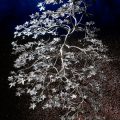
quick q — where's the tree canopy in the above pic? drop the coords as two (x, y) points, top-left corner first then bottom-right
(8, 0), (108, 120)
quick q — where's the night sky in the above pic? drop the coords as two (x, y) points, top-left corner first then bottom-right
(0, 0), (120, 120)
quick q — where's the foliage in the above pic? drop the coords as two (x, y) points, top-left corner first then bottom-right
(8, 0), (108, 119)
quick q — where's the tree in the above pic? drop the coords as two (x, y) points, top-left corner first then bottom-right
(8, 0), (108, 119)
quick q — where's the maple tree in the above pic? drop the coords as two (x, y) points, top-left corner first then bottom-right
(8, 0), (109, 119)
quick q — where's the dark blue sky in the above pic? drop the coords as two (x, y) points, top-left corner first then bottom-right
(0, 0), (120, 30)
(93, 0), (120, 27)
(0, 0), (120, 39)
(0, 0), (120, 24)
(0, 0), (38, 35)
